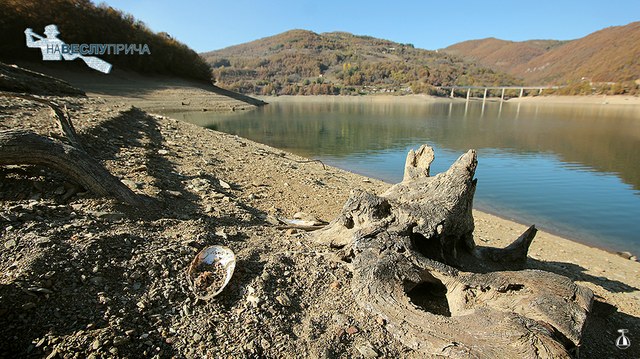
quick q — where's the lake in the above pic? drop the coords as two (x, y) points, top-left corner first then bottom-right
(167, 97), (640, 255)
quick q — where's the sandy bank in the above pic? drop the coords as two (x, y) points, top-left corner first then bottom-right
(507, 94), (640, 105)
(258, 94), (465, 104)
(258, 93), (640, 107)
(14, 61), (256, 113)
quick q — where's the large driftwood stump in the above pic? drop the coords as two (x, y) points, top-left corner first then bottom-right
(315, 145), (593, 358)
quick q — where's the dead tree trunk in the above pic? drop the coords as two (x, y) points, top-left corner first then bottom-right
(0, 92), (143, 206)
(0, 130), (143, 206)
(315, 145), (593, 358)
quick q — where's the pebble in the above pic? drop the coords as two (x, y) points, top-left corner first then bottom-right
(27, 287), (53, 294)
(35, 237), (52, 247)
(121, 179), (138, 189)
(247, 294), (260, 307)
(92, 339), (101, 350)
(256, 338), (270, 351)
(90, 211), (125, 221)
(193, 333), (202, 342)
(219, 179), (232, 189)
(4, 239), (17, 249)
(356, 343), (379, 358)
(157, 149), (169, 155)
(275, 294), (291, 307)
(164, 190), (182, 198)
(45, 349), (58, 359)
(346, 326), (359, 335)
(22, 302), (36, 310)
(617, 251), (633, 260)
(112, 336), (128, 346)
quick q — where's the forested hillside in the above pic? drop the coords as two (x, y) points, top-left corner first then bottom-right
(444, 22), (640, 94)
(0, 0), (211, 81)
(201, 30), (521, 95)
(443, 38), (566, 74)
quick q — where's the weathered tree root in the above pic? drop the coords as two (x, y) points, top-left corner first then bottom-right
(0, 130), (143, 206)
(0, 92), (143, 206)
(315, 145), (593, 358)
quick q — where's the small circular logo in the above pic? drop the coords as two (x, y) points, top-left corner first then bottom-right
(616, 329), (631, 350)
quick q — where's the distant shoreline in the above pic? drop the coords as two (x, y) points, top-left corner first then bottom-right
(257, 93), (640, 106)
(506, 94), (640, 105)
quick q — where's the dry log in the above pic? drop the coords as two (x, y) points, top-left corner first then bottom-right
(0, 129), (142, 206)
(314, 144), (593, 358)
(0, 92), (83, 149)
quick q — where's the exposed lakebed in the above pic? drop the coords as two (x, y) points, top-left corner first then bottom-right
(168, 97), (640, 255)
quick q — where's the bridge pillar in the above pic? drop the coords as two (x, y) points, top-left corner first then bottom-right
(501, 88), (505, 101)
(519, 88), (524, 98)
(466, 88), (471, 100)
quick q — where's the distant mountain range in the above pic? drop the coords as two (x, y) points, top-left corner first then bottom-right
(201, 30), (520, 96)
(201, 22), (639, 96)
(443, 22), (640, 85)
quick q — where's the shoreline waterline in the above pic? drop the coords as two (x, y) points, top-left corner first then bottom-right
(255, 93), (640, 106)
(311, 158), (638, 259)
(167, 96), (640, 257)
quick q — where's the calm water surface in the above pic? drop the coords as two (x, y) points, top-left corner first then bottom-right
(168, 98), (640, 255)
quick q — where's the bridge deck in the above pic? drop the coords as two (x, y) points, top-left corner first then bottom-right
(437, 85), (561, 100)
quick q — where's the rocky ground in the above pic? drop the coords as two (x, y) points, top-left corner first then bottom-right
(0, 94), (417, 358)
(0, 72), (639, 358)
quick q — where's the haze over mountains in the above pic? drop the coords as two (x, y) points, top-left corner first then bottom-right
(443, 21), (640, 85)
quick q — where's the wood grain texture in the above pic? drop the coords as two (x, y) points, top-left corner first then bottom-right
(315, 144), (593, 358)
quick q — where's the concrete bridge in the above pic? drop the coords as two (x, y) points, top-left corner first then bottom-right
(438, 86), (560, 101)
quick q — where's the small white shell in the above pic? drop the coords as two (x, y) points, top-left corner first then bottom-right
(187, 245), (236, 300)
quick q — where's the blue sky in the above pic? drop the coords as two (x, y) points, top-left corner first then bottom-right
(100, 0), (639, 53)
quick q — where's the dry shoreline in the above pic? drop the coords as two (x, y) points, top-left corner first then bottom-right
(507, 94), (640, 105)
(2, 70), (639, 357)
(150, 98), (640, 358)
(256, 93), (640, 106)
(129, 85), (640, 353)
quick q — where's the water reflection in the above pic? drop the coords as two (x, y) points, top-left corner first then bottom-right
(168, 99), (640, 253)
